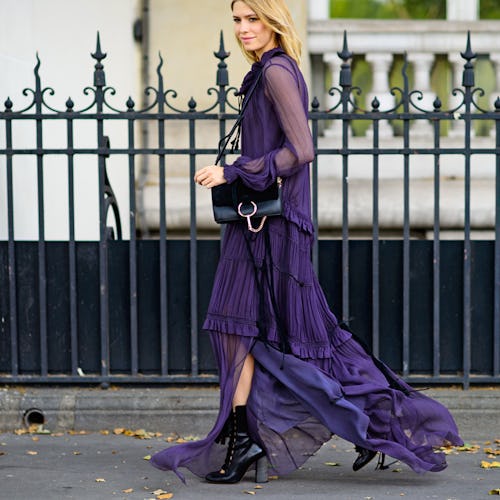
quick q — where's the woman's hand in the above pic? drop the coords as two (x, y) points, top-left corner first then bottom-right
(194, 165), (227, 188)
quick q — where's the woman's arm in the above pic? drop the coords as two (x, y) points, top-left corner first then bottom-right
(223, 59), (315, 191)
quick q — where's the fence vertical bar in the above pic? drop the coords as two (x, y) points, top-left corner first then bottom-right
(92, 35), (110, 382)
(156, 56), (169, 376)
(189, 110), (199, 377)
(65, 100), (79, 376)
(127, 101), (139, 376)
(461, 34), (475, 389)
(338, 32), (352, 323)
(432, 98), (442, 378)
(215, 31), (230, 252)
(494, 98), (500, 378)
(371, 105), (380, 357)
(4, 100), (18, 377)
(34, 56), (48, 377)
(402, 55), (411, 378)
(311, 98), (320, 275)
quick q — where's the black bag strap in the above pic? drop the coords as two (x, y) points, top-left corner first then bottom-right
(243, 226), (290, 368)
(215, 70), (263, 166)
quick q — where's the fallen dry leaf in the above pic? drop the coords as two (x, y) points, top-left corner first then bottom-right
(122, 488), (134, 493)
(113, 428), (125, 435)
(481, 460), (500, 469)
(95, 478), (106, 482)
(268, 475), (279, 480)
(485, 448), (500, 456)
(242, 491), (256, 496)
(143, 454), (152, 460)
(455, 444), (481, 452)
(153, 489), (168, 495)
(26, 450), (38, 455)
(73, 451), (81, 455)
(100, 430), (110, 435)
(489, 489), (500, 496)
(157, 494), (173, 500)
(439, 447), (454, 455)
(324, 462), (340, 466)
(254, 485), (263, 489)
(29, 424), (50, 435)
(0, 452), (6, 456)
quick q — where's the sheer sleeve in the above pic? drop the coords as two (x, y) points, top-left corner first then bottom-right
(223, 59), (314, 191)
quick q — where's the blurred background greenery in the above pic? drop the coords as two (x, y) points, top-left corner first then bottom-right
(328, 0), (498, 135)
(330, 0), (500, 20)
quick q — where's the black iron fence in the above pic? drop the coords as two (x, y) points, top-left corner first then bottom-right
(0, 32), (499, 388)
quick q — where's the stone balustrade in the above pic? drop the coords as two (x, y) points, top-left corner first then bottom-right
(304, 18), (500, 236)
(309, 19), (500, 115)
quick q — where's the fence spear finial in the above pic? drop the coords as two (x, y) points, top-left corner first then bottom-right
(460, 31), (476, 88)
(337, 31), (352, 89)
(214, 30), (229, 87)
(91, 32), (107, 87)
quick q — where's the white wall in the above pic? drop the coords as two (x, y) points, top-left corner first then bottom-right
(0, 0), (139, 240)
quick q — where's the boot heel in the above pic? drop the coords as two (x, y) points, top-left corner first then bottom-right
(255, 456), (268, 483)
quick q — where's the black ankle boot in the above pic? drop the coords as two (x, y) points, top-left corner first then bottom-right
(352, 445), (377, 471)
(206, 406), (267, 484)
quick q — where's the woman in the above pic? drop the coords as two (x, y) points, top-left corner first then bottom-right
(151, 0), (462, 484)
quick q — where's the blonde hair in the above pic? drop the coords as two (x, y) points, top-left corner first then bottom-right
(231, 0), (302, 65)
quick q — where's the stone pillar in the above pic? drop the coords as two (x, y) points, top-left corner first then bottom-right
(365, 53), (395, 137)
(308, 0), (329, 20)
(323, 52), (344, 136)
(407, 52), (435, 136)
(488, 53), (500, 138)
(448, 52), (467, 137)
(446, 0), (479, 20)
(489, 53), (500, 110)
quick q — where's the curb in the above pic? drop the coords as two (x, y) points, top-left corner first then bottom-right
(1, 386), (498, 440)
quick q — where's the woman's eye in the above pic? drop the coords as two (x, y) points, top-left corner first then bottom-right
(249, 17), (258, 22)
(233, 17), (240, 23)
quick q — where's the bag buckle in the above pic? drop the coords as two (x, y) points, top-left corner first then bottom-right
(238, 201), (267, 233)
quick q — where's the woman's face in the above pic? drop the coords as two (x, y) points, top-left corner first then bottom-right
(232, 1), (277, 60)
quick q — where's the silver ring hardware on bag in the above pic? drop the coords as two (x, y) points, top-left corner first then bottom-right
(237, 201), (267, 233)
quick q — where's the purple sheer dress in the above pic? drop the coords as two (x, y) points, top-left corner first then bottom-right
(151, 48), (463, 482)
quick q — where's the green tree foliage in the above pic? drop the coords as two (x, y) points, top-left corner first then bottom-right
(330, 0), (445, 19)
(480, 0), (500, 19)
(331, 0), (500, 19)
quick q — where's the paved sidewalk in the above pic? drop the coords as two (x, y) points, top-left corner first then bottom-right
(1, 431), (499, 500)
(1, 387), (499, 438)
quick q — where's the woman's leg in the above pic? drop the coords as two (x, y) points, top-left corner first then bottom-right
(206, 352), (267, 484)
(232, 353), (254, 408)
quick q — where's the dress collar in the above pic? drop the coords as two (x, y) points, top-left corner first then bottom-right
(236, 47), (286, 96)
